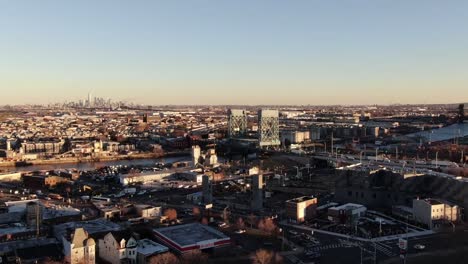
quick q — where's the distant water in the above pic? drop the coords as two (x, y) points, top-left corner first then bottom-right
(406, 123), (468, 142)
(2, 156), (190, 173)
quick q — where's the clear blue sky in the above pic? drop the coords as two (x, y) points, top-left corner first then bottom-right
(1, 0), (467, 105)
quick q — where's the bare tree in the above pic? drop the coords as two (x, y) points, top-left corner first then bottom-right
(39, 258), (63, 264)
(258, 219), (265, 230)
(192, 206), (201, 219)
(181, 250), (208, 264)
(164, 208), (178, 221)
(237, 217), (245, 230)
(248, 213), (256, 228)
(258, 218), (277, 235)
(148, 252), (180, 264)
(251, 249), (283, 264)
(223, 206), (230, 224)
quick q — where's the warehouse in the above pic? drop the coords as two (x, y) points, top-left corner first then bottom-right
(154, 223), (231, 253)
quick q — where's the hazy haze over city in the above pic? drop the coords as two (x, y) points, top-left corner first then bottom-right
(1, 0), (467, 105)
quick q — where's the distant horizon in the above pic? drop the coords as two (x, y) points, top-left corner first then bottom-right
(1, 99), (466, 108)
(0, 95), (467, 107)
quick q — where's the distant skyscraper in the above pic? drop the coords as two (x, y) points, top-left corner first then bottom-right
(228, 109), (247, 138)
(258, 109), (280, 147)
(87, 91), (92, 107)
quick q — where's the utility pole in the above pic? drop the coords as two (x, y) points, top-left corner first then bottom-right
(379, 219), (382, 236)
(336, 147), (339, 163)
(36, 204), (40, 238)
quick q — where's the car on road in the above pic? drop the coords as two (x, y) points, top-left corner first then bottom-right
(218, 222), (228, 228)
(235, 229), (246, 234)
(414, 244), (425, 250)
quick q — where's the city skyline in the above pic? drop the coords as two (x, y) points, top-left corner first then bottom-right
(1, 1), (468, 105)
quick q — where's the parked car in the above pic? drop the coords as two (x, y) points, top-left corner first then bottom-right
(235, 229), (246, 234)
(414, 244), (425, 250)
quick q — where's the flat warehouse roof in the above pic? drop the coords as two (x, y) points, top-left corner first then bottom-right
(154, 223), (230, 251)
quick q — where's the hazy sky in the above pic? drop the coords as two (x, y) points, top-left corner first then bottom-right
(1, 1), (467, 105)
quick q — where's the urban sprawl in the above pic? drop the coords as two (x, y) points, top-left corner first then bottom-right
(0, 101), (466, 264)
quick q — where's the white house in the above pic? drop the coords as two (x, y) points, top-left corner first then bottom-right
(63, 228), (96, 264)
(98, 232), (138, 264)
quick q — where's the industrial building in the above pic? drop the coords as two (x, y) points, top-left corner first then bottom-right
(328, 203), (367, 225)
(286, 196), (318, 223)
(192, 145), (218, 167)
(23, 174), (69, 189)
(119, 171), (173, 186)
(154, 223), (231, 253)
(412, 198), (460, 229)
(120, 169), (203, 186)
(0, 172), (22, 182)
(20, 140), (65, 155)
(281, 130), (310, 145)
(258, 109), (280, 147)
